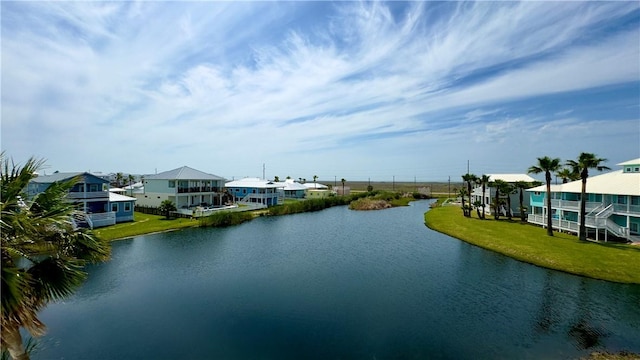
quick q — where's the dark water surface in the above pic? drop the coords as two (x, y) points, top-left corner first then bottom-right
(36, 201), (640, 359)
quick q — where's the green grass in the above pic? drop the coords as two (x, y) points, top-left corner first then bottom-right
(93, 212), (199, 241)
(424, 205), (640, 284)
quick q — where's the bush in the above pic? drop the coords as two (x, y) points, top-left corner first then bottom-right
(199, 211), (254, 227)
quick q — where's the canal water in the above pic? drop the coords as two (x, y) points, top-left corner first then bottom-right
(36, 201), (640, 359)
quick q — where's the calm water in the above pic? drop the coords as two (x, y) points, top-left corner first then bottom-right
(36, 201), (640, 359)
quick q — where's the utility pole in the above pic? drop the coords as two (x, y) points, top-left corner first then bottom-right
(263, 163), (265, 180)
(448, 176), (451, 199)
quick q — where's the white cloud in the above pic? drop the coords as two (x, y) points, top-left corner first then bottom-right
(1, 1), (638, 180)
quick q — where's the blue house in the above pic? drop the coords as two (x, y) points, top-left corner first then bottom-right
(225, 178), (283, 208)
(28, 172), (135, 228)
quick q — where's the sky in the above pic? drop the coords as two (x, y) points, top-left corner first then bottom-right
(2, 1), (639, 182)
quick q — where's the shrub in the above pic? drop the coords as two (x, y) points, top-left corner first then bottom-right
(199, 211), (254, 227)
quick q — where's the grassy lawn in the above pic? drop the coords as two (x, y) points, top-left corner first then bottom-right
(424, 205), (640, 284)
(93, 212), (199, 241)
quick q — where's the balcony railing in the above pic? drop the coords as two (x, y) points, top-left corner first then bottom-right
(177, 187), (221, 193)
(87, 211), (116, 228)
(613, 203), (640, 215)
(528, 214), (630, 239)
(67, 191), (109, 199)
(549, 199), (601, 212)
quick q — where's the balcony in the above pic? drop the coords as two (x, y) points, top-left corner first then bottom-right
(177, 187), (221, 194)
(67, 191), (109, 199)
(87, 211), (116, 228)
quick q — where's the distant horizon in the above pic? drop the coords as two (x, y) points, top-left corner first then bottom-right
(2, 2), (638, 180)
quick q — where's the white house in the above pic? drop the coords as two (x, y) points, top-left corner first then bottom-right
(526, 159), (640, 243)
(471, 174), (537, 216)
(135, 166), (226, 210)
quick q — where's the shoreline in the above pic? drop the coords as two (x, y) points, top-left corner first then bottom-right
(424, 205), (640, 284)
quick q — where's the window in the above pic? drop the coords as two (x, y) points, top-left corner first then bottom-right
(124, 203), (131, 212)
(635, 167), (640, 172)
(617, 195), (627, 204)
(111, 203), (118, 212)
(168, 181), (175, 188)
(90, 184), (99, 192)
(534, 191), (540, 196)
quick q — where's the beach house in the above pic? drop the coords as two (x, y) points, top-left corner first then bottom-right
(225, 178), (283, 208)
(526, 159), (640, 242)
(136, 166), (227, 211)
(470, 174), (537, 217)
(27, 172), (136, 228)
(278, 179), (307, 199)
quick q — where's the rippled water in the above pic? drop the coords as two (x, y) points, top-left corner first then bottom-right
(36, 201), (640, 359)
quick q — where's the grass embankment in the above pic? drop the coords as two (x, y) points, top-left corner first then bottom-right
(424, 205), (640, 284)
(93, 212), (199, 241)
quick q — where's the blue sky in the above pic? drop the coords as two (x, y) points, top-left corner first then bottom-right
(2, 1), (639, 182)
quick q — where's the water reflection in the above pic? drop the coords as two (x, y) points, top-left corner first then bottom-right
(568, 279), (609, 350)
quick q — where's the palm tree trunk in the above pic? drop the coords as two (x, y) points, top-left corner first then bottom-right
(481, 184), (486, 220)
(466, 182), (473, 218)
(3, 323), (29, 360)
(461, 193), (466, 216)
(494, 189), (500, 220)
(506, 195), (512, 220)
(519, 188), (525, 222)
(545, 172), (554, 236)
(579, 178), (587, 241)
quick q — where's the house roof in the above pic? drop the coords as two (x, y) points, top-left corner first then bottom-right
(278, 179), (307, 191)
(109, 187), (126, 192)
(146, 166), (225, 181)
(123, 181), (143, 189)
(30, 172), (108, 184)
(225, 177), (282, 189)
(527, 170), (640, 196)
(617, 158), (640, 166)
(302, 182), (329, 189)
(487, 174), (536, 183)
(109, 192), (137, 202)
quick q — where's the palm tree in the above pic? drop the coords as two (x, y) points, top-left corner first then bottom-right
(158, 199), (177, 219)
(556, 168), (579, 184)
(313, 175), (318, 185)
(528, 156), (562, 236)
(490, 179), (506, 220)
(273, 176), (280, 183)
(473, 200), (482, 218)
(461, 174), (477, 217)
(127, 174), (135, 197)
(566, 153), (609, 241)
(115, 172), (124, 187)
(1, 154), (110, 360)
(341, 178), (346, 196)
(501, 182), (516, 220)
(478, 175), (491, 219)
(458, 188), (468, 216)
(514, 181), (530, 222)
